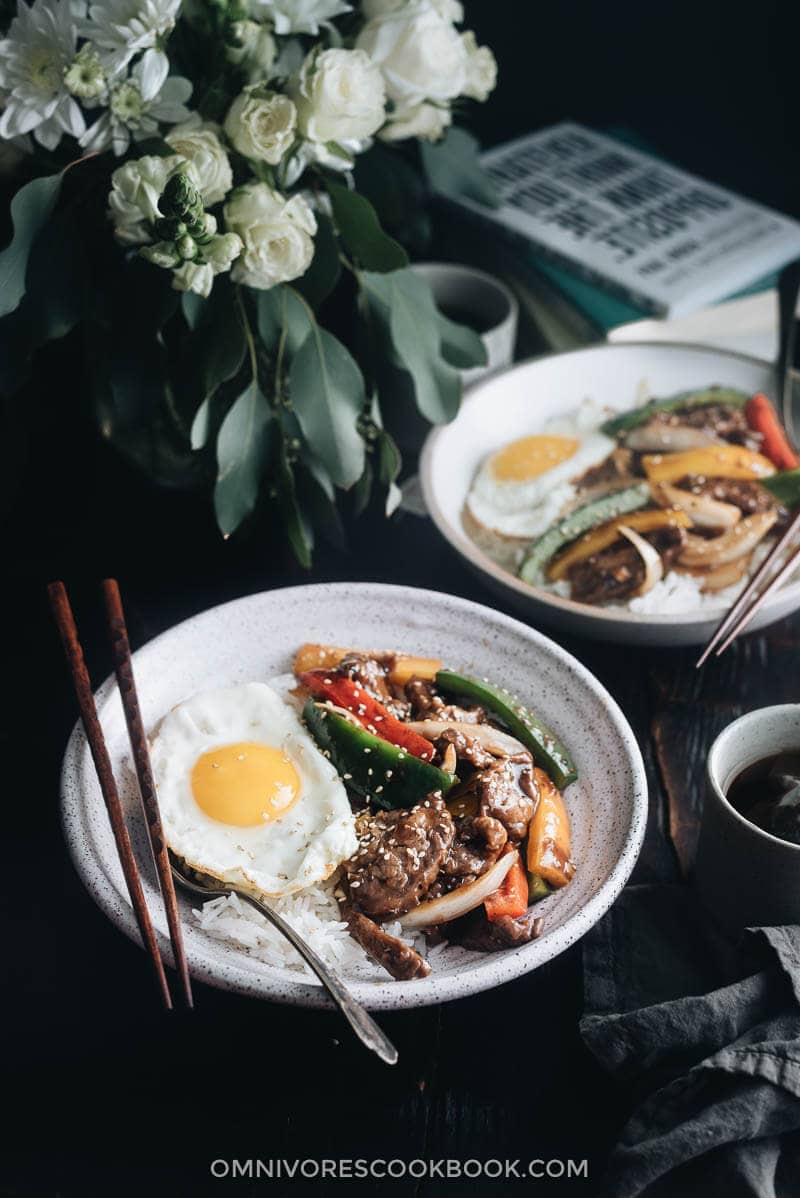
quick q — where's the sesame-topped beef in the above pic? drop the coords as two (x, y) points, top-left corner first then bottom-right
(476, 758), (538, 843)
(344, 795), (455, 920)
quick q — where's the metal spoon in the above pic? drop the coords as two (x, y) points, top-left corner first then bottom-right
(170, 861), (398, 1065)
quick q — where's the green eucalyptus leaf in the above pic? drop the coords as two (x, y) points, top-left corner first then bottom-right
(296, 459), (346, 550)
(214, 380), (273, 536)
(289, 313), (366, 488)
(377, 428), (402, 516)
(189, 286), (247, 447)
(257, 285), (310, 357)
(436, 310), (488, 369)
(420, 127), (499, 208)
(0, 172), (63, 319)
(292, 213), (341, 307)
(328, 182), (407, 273)
(276, 437), (313, 568)
(361, 269), (461, 424)
(353, 457), (373, 516)
(182, 291), (205, 330)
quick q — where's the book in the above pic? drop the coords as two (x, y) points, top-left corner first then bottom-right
(452, 122), (800, 325)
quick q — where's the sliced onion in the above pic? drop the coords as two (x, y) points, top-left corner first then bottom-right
(652, 481), (741, 530)
(678, 510), (778, 568)
(618, 524), (663, 596)
(624, 423), (723, 452)
(399, 852), (516, 929)
(698, 557), (750, 593)
(403, 720), (527, 757)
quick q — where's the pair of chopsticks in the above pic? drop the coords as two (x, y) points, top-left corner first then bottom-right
(695, 508), (800, 666)
(49, 580), (193, 1010)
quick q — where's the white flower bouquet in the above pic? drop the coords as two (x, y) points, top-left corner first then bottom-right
(0, 0), (497, 554)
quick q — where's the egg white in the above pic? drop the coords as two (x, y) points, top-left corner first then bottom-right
(466, 402), (615, 538)
(150, 682), (357, 899)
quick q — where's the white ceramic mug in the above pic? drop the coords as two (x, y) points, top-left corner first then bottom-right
(695, 705), (800, 932)
(411, 262), (518, 389)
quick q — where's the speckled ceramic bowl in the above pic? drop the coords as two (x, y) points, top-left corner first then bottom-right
(60, 583), (647, 1010)
(421, 342), (800, 646)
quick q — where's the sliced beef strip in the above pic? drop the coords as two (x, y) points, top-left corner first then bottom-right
(663, 403), (759, 447)
(432, 728), (495, 770)
(343, 904), (430, 980)
(444, 907), (544, 952)
(405, 678), (486, 724)
(567, 523), (686, 606)
(441, 814), (508, 888)
(573, 447), (637, 492)
(338, 653), (410, 719)
(343, 795), (455, 920)
(477, 759), (538, 843)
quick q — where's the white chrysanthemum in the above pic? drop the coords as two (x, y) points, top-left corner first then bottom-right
(248, 0), (350, 35)
(80, 56), (191, 155)
(166, 115), (233, 205)
(80, 0), (182, 99)
(107, 152), (193, 244)
(224, 182), (316, 290)
(0, 0), (86, 150)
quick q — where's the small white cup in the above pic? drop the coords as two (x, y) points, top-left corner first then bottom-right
(695, 704), (800, 932)
(411, 262), (518, 389)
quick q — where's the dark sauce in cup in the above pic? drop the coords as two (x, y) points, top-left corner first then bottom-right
(727, 752), (800, 846)
(437, 304), (494, 335)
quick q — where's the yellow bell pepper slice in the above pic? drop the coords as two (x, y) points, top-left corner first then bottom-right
(642, 445), (775, 484)
(547, 508), (691, 582)
(527, 767), (575, 890)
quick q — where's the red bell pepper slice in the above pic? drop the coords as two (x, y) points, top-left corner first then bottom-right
(484, 851), (529, 921)
(745, 393), (799, 470)
(298, 670), (435, 761)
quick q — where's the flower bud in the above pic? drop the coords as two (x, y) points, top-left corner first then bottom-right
(177, 234), (197, 260)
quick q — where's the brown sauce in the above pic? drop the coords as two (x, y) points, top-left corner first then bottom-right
(726, 752), (800, 846)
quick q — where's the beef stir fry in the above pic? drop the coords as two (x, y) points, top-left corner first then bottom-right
(517, 388), (800, 606)
(292, 644), (578, 981)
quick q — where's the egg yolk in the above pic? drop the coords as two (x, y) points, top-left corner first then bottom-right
(191, 742), (301, 827)
(491, 435), (579, 481)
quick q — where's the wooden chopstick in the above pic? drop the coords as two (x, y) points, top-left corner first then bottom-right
(696, 506), (800, 667)
(48, 582), (173, 1011)
(102, 579), (194, 1009)
(714, 538), (800, 656)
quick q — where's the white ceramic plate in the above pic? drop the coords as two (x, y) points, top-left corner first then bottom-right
(60, 584), (647, 1010)
(420, 342), (800, 646)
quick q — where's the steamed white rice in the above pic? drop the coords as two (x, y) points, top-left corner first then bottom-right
(193, 882), (441, 983)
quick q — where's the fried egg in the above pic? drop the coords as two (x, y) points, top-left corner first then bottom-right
(150, 682), (357, 899)
(466, 403), (615, 540)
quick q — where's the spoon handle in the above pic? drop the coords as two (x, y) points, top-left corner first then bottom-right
(241, 892), (398, 1066)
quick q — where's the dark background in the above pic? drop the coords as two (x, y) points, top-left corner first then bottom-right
(4, 2), (800, 1195)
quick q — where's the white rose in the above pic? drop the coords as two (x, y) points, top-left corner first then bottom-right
(224, 182), (316, 290)
(166, 116), (233, 206)
(379, 100), (451, 142)
(225, 20), (277, 81)
(248, 0), (350, 34)
(461, 31), (497, 102)
(294, 48), (385, 144)
(224, 85), (297, 164)
(357, 2), (468, 107)
(108, 154), (194, 245)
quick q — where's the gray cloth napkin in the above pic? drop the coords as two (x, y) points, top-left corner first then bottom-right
(581, 884), (800, 1197)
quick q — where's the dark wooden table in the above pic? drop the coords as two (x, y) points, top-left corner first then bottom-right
(4, 385), (800, 1198)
